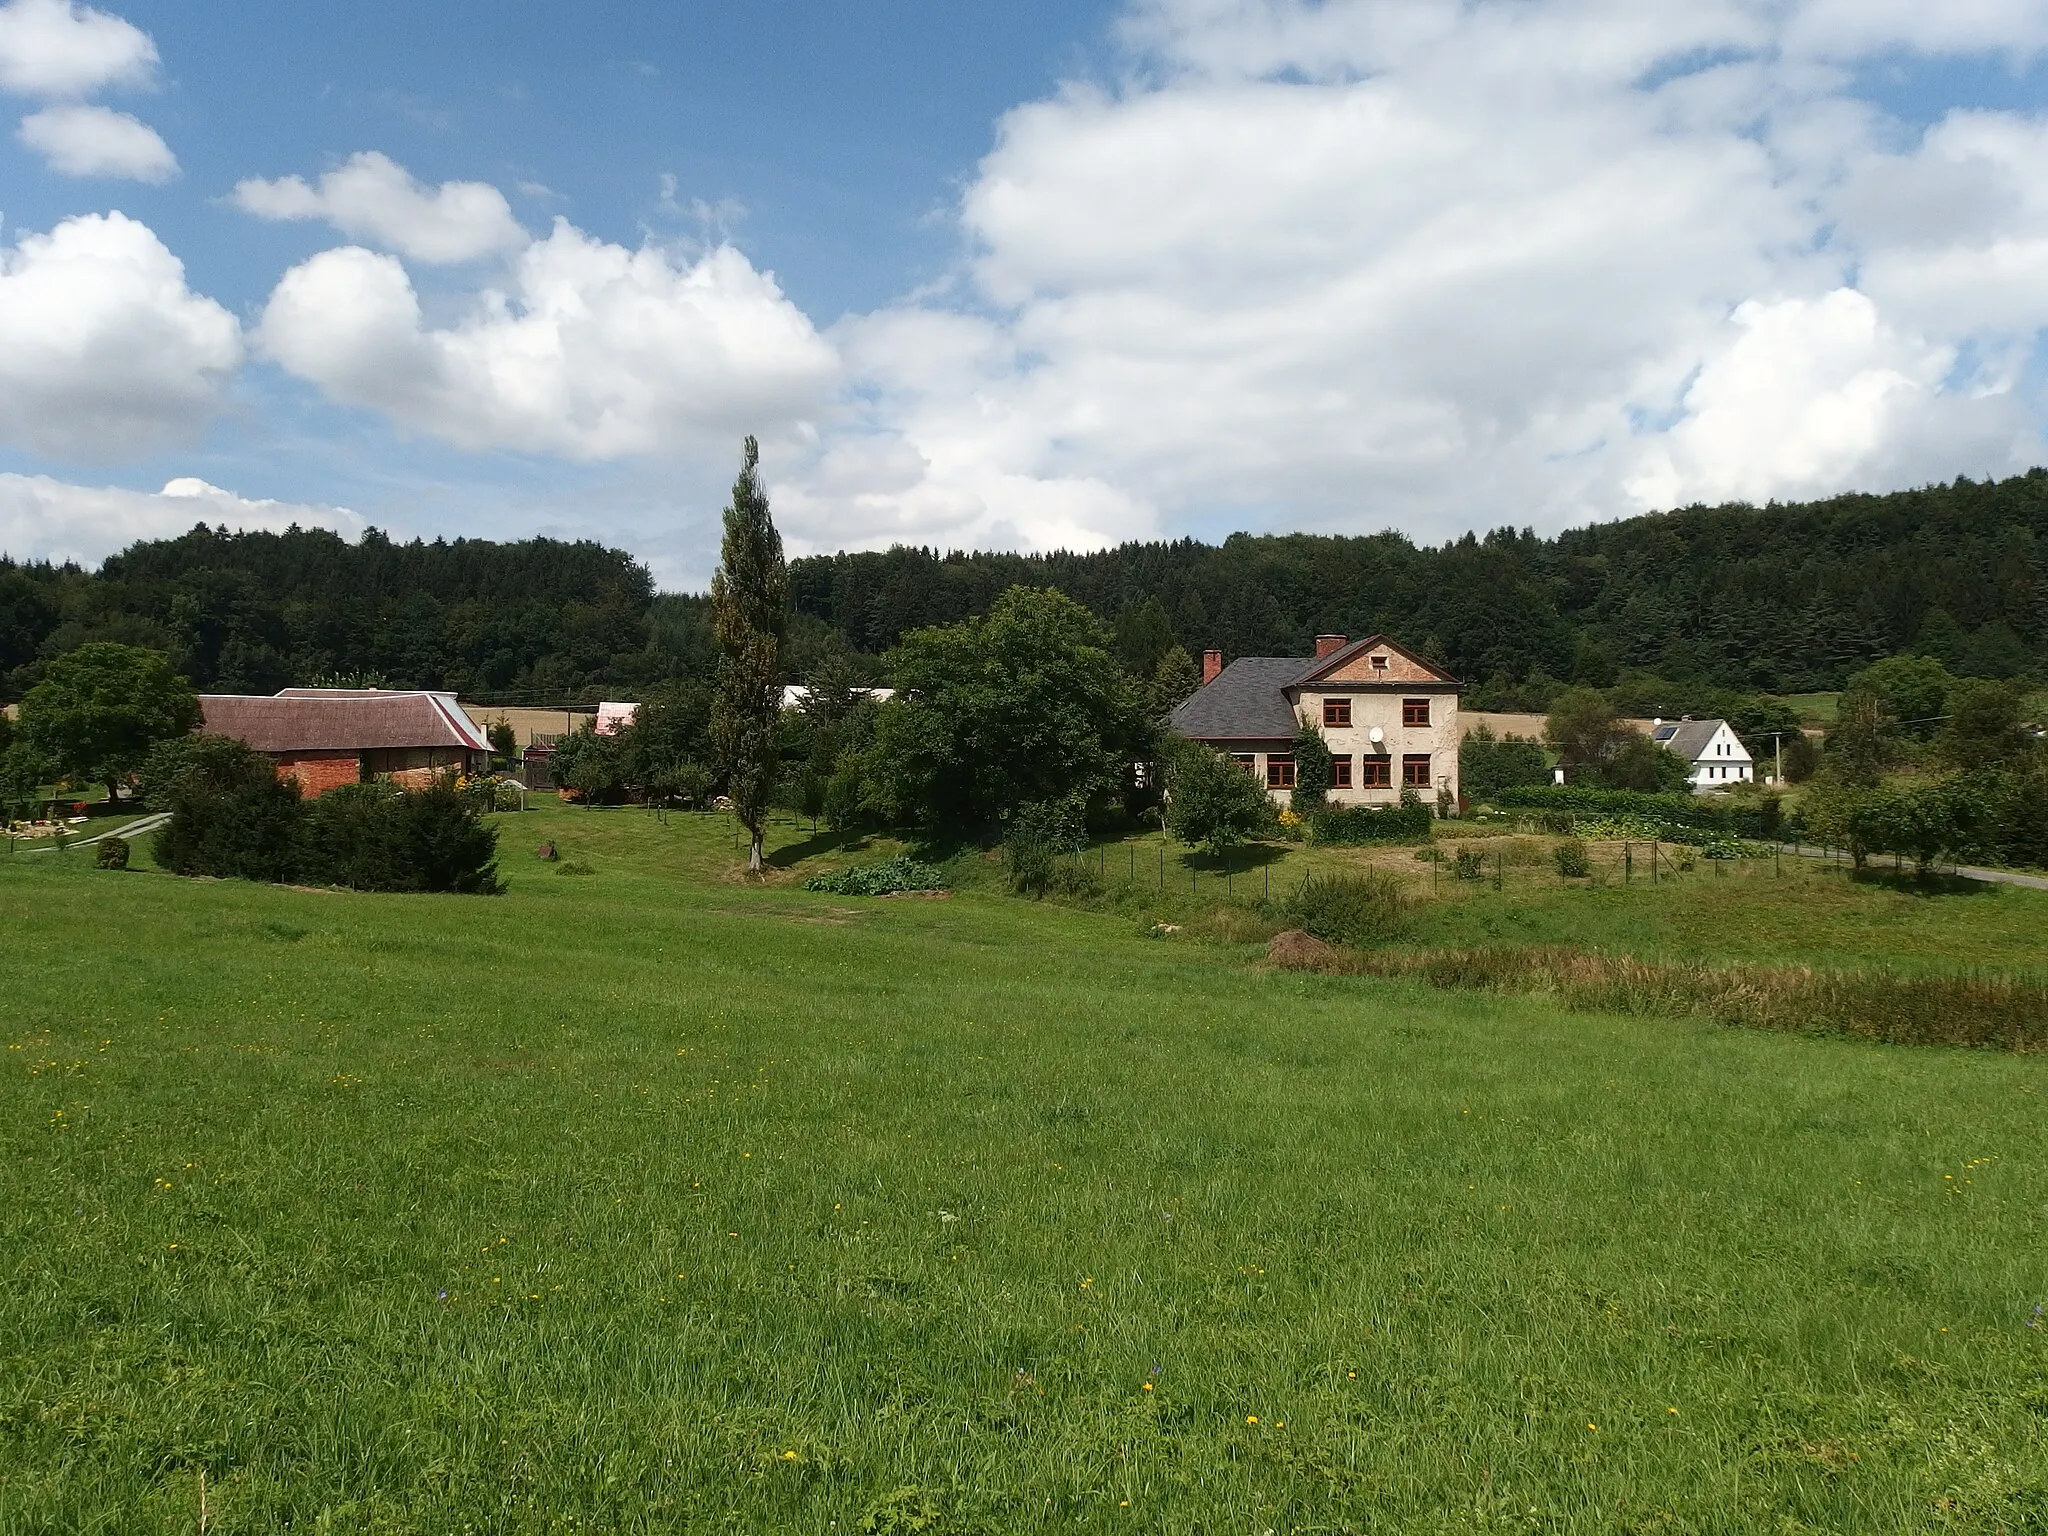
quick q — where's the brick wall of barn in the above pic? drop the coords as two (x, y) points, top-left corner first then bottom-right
(273, 752), (360, 796)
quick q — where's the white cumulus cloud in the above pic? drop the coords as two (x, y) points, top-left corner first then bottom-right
(770, 0), (2048, 552)
(18, 101), (173, 179)
(0, 474), (363, 569)
(0, 212), (240, 459)
(0, 0), (153, 97)
(233, 151), (529, 266)
(256, 217), (837, 459)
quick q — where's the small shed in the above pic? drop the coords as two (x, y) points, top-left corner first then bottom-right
(197, 688), (491, 795)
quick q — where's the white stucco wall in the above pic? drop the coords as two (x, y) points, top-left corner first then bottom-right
(1687, 722), (1753, 790)
(1275, 686), (1460, 806)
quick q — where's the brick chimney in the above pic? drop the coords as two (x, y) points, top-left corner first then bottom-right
(1202, 648), (1223, 685)
(1315, 634), (1348, 659)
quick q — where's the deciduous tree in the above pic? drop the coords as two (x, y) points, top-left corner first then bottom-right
(1163, 738), (1273, 856)
(19, 642), (199, 803)
(867, 587), (1148, 838)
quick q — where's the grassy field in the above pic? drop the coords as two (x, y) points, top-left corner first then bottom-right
(3, 806), (2047, 1532)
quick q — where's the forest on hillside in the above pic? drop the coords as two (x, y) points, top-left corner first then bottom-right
(4, 471), (2045, 706)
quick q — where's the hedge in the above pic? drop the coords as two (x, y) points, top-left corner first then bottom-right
(1310, 800), (1434, 845)
(1488, 784), (1781, 839)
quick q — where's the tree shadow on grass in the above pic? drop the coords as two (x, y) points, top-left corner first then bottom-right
(765, 829), (874, 869)
(1849, 868), (1995, 898)
(1182, 841), (1289, 873)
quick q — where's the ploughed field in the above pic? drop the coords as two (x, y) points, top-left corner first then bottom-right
(2, 809), (2045, 1533)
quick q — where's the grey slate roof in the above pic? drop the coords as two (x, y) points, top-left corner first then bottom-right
(1168, 657), (1305, 741)
(1649, 718), (1733, 763)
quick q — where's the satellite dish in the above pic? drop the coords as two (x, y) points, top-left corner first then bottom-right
(1367, 726), (1384, 745)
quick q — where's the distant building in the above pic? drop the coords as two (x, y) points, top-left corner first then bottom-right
(594, 702), (639, 736)
(197, 688), (491, 796)
(1651, 717), (1753, 791)
(1169, 634), (1461, 805)
(781, 684), (895, 710)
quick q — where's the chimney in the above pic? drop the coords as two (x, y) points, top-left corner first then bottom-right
(1315, 634), (1348, 659)
(1202, 649), (1223, 685)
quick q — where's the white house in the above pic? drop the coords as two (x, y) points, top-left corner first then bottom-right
(1651, 717), (1752, 791)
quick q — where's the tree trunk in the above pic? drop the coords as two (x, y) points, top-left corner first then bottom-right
(748, 827), (764, 874)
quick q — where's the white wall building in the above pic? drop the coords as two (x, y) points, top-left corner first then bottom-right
(1651, 717), (1753, 792)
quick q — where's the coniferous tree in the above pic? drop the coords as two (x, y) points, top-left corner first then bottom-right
(710, 438), (788, 873)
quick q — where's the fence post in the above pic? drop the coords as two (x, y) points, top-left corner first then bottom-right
(1494, 847), (1503, 892)
(1264, 862), (1269, 901)
(1624, 840), (1631, 884)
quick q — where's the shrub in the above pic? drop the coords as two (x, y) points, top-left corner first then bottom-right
(1453, 849), (1485, 880)
(1461, 724), (1550, 799)
(803, 854), (950, 896)
(95, 836), (129, 870)
(1309, 794), (1433, 845)
(1005, 795), (1088, 895)
(298, 779), (504, 894)
(1553, 838), (1590, 878)
(1163, 738), (1273, 855)
(144, 734), (306, 883)
(1289, 724), (1333, 814)
(1279, 871), (1409, 946)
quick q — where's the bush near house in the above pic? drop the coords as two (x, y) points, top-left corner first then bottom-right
(299, 781), (504, 895)
(142, 735), (501, 894)
(1308, 796), (1434, 845)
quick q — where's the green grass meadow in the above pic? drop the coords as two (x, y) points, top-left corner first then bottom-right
(3, 808), (2047, 1532)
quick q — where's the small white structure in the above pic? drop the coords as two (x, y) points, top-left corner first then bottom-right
(781, 684), (895, 710)
(1651, 717), (1753, 791)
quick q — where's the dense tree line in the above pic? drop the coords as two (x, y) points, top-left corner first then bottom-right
(1, 525), (670, 703)
(789, 471), (2048, 695)
(8, 470), (2047, 708)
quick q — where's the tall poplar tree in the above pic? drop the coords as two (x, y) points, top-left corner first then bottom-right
(710, 437), (788, 873)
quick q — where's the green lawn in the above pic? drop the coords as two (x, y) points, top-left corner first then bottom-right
(1775, 693), (1840, 724)
(3, 807), (2046, 1532)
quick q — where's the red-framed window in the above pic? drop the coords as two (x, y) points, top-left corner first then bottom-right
(1266, 753), (1295, 789)
(1402, 753), (1431, 787)
(1322, 697), (1351, 728)
(1331, 755), (1353, 789)
(1230, 752), (1256, 772)
(1359, 757), (1390, 788)
(1402, 697), (1431, 727)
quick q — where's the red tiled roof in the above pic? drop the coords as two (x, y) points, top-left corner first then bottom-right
(197, 690), (491, 754)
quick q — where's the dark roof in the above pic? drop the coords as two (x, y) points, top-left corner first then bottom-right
(1650, 718), (1735, 763)
(1168, 657), (1304, 741)
(198, 690), (490, 753)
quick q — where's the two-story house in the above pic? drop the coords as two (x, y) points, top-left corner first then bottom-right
(1649, 717), (1754, 791)
(1168, 635), (1460, 806)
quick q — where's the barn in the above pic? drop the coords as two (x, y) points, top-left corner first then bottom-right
(196, 688), (492, 795)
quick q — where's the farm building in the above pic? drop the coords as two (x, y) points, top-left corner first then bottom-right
(197, 688), (492, 795)
(1171, 634), (1462, 805)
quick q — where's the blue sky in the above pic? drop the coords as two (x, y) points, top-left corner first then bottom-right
(4, 0), (2048, 588)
